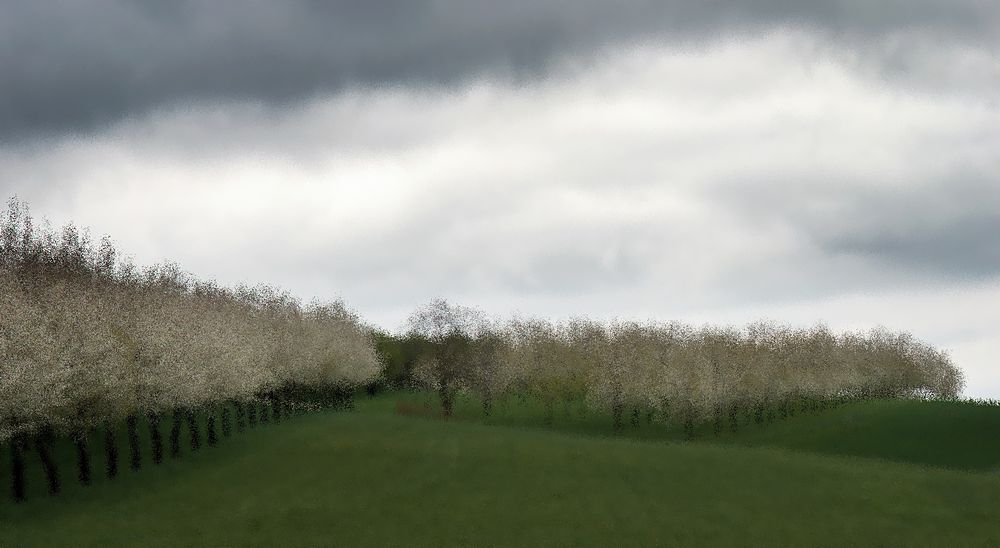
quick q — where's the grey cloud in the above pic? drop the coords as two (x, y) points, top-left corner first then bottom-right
(821, 181), (1000, 280)
(2, 0), (997, 142)
(829, 215), (1000, 279)
(714, 172), (1000, 284)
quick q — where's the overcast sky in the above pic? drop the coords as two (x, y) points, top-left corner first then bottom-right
(2, 1), (998, 396)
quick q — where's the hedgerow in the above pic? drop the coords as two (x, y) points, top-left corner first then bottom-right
(2, 196), (968, 503)
(1, 198), (381, 502)
(403, 300), (964, 436)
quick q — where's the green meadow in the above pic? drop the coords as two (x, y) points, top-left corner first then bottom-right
(3, 393), (999, 547)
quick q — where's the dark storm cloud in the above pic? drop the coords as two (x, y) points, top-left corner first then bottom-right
(2, 0), (997, 141)
(715, 172), (1000, 282)
(819, 180), (1000, 280)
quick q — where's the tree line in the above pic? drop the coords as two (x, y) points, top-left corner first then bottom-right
(1, 198), (381, 502)
(2, 196), (965, 503)
(376, 299), (964, 435)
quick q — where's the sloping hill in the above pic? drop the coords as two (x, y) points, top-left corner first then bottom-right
(727, 399), (1000, 470)
(2, 403), (999, 547)
(383, 390), (1000, 470)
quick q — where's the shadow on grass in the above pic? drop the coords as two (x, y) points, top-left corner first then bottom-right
(372, 390), (1000, 472)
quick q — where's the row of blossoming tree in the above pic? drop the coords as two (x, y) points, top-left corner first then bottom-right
(1, 199), (382, 502)
(2, 195), (966, 503)
(404, 299), (964, 435)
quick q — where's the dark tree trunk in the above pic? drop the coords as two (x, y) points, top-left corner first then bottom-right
(206, 408), (218, 447)
(104, 426), (119, 478)
(10, 434), (27, 502)
(235, 401), (246, 433)
(35, 427), (60, 495)
(729, 403), (740, 433)
(272, 397), (282, 422)
(74, 432), (92, 486)
(631, 407), (641, 428)
(612, 401), (624, 433)
(248, 402), (258, 426)
(187, 410), (201, 451)
(683, 409), (695, 441)
(148, 412), (164, 465)
(439, 386), (455, 418)
(127, 414), (141, 471)
(221, 405), (232, 438)
(170, 409), (183, 458)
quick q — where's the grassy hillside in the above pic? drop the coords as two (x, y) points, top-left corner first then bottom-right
(2, 396), (999, 547)
(384, 391), (1000, 470)
(729, 398), (1000, 471)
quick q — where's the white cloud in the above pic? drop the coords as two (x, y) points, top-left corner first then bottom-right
(2, 31), (997, 394)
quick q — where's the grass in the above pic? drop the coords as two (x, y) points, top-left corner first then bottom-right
(386, 390), (1000, 470)
(729, 398), (1000, 471)
(2, 394), (999, 546)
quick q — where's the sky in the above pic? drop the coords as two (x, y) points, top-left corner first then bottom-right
(2, 1), (998, 396)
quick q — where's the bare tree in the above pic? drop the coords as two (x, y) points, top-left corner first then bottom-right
(407, 299), (484, 417)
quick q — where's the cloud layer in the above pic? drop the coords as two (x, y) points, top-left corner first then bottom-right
(4, 34), (997, 302)
(2, 4), (998, 395)
(2, 0), (997, 140)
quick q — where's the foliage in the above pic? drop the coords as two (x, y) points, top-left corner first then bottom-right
(390, 302), (963, 432)
(0, 197), (382, 446)
(405, 299), (485, 416)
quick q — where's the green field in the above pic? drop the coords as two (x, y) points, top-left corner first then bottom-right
(2, 395), (999, 547)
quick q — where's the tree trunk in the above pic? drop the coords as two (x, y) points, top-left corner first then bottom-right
(683, 408), (695, 440)
(235, 401), (246, 432)
(248, 402), (258, 426)
(260, 399), (271, 423)
(10, 434), (27, 502)
(104, 425), (119, 478)
(35, 427), (60, 495)
(482, 394), (492, 418)
(170, 409), (183, 458)
(127, 414), (141, 471)
(148, 412), (164, 465)
(74, 432), (92, 486)
(272, 396), (282, 422)
(206, 407), (218, 447)
(221, 405), (232, 438)
(439, 386), (455, 418)
(187, 409), (201, 451)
